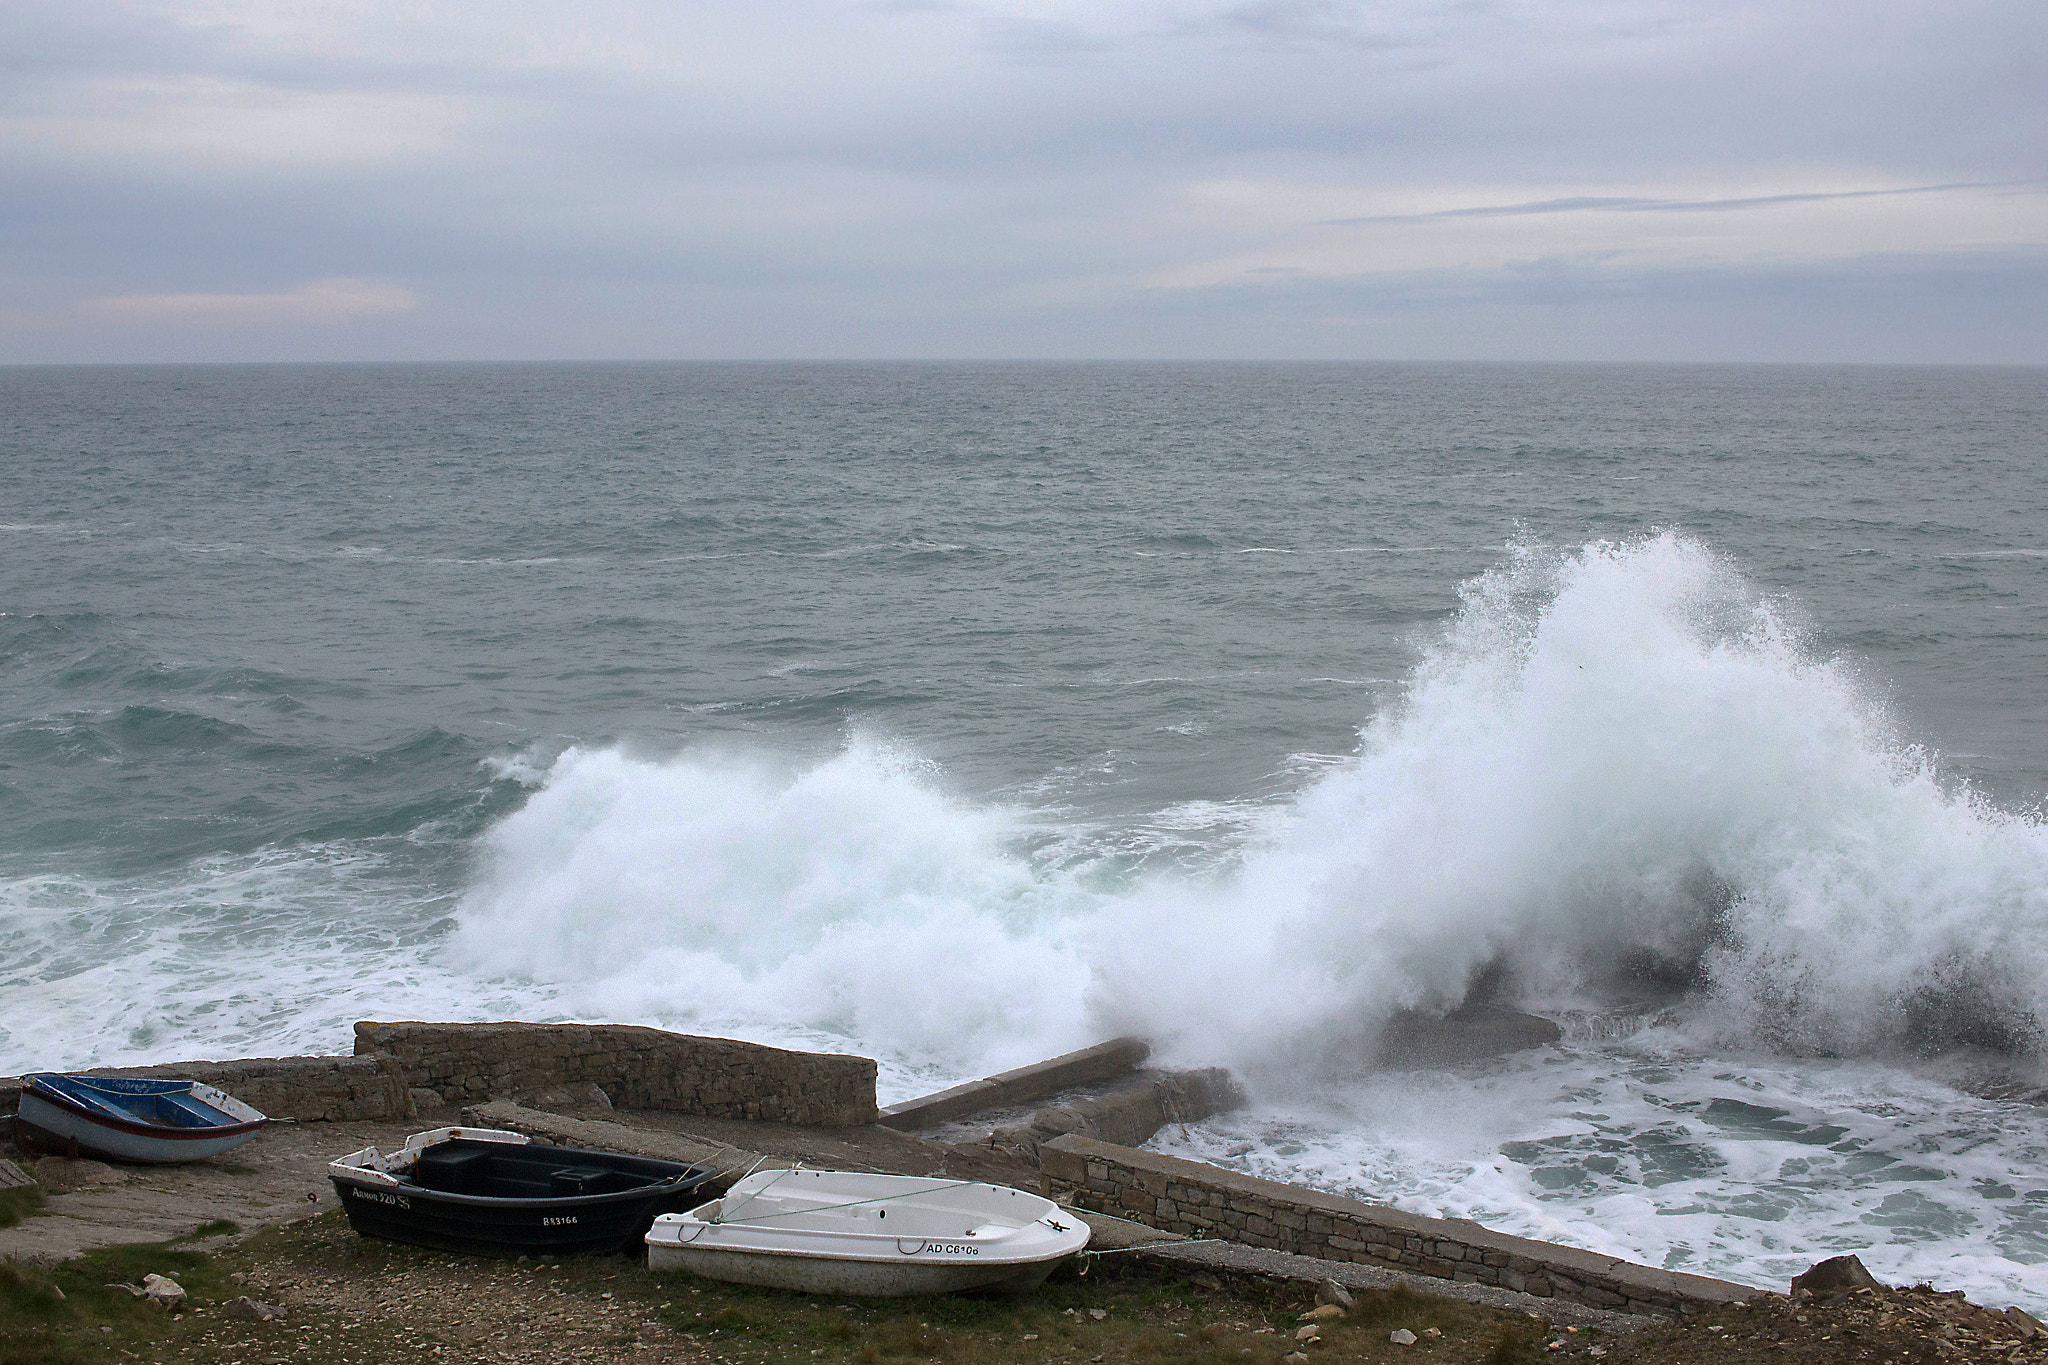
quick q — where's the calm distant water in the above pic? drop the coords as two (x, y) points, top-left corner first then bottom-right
(4, 362), (2046, 1303)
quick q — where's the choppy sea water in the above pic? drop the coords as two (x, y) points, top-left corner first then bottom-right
(3, 362), (2046, 1306)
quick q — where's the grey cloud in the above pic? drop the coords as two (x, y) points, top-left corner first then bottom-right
(1323, 183), (2007, 227)
(1207, 0), (1417, 52)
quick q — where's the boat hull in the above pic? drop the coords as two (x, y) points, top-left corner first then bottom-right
(646, 1241), (1069, 1295)
(330, 1140), (721, 1258)
(14, 1089), (265, 1165)
(645, 1170), (1089, 1296)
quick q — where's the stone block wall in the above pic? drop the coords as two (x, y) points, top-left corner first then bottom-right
(354, 1021), (878, 1126)
(1, 1056), (409, 1124)
(1041, 1135), (1757, 1319)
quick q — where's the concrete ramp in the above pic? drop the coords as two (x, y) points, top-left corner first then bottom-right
(877, 1038), (1152, 1131)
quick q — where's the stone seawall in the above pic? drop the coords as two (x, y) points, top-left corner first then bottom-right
(1, 1055), (409, 1125)
(354, 1021), (878, 1126)
(1041, 1134), (1758, 1319)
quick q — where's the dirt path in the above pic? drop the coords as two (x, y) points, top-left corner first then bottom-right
(0, 1118), (426, 1264)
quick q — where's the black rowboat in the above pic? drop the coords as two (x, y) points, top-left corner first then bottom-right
(328, 1127), (721, 1257)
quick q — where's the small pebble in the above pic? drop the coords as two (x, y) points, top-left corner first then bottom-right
(1390, 1328), (1418, 1345)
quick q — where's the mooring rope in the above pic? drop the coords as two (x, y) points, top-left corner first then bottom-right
(1082, 1238), (1230, 1257)
(1056, 1202), (1229, 1267)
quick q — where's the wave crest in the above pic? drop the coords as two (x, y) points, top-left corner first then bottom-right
(452, 534), (2048, 1079)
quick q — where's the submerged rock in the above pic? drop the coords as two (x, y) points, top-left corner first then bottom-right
(1375, 1006), (1563, 1066)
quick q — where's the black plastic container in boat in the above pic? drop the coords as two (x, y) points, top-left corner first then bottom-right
(328, 1127), (721, 1257)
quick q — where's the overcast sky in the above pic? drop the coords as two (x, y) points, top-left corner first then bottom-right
(4, 0), (2045, 362)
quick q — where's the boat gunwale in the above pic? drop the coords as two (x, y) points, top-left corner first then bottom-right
(668, 1212), (1070, 1251)
(328, 1131), (719, 1209)
(17, 1081), (268, 1143)
(330, 1167), (717, 1211)
(648, 1226), (1087, 1268)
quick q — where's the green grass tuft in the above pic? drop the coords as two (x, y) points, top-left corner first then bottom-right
(174, 1218), (240, 1242)
(0, 1258), (72, 1322)
(1483, 1323), (1549, 1364)
(0, 1184), (48, 1229)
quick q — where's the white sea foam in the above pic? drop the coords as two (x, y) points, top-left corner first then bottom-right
(0, 844), (531, 1076)
(1155, 1042), (2048, 1312)
(447, 739), (1100, 1078)
(441, 533), (2048, 1082)
(1091, 533), (2048, 1073)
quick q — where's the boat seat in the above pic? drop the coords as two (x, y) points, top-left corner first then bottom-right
(548, 1166), (625, 1197)
(53, 1084), (143, 1120)
(414, 1145), (494, 1194)
(152, 1093), (220, 1128)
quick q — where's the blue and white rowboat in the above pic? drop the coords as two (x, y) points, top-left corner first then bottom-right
(16, 1073), (268, 1164)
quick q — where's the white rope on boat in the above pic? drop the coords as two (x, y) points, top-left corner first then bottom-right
(1056, 1203), (1228, 1264)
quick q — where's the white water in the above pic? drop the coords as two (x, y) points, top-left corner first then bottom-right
(441, 533), (2048, 1306)
(1095, 534), (2048, 1069)
(452, 739), (1102, 1084)
(448, 534), (2048, 1077)
(8, 533), (2046, 1306)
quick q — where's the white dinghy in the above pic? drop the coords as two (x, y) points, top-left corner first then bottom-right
(645, 1168), (1090, 1296)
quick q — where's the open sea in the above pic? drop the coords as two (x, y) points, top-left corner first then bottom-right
(3, 361), (2046, 1307)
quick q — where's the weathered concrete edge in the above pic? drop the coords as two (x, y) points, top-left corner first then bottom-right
(877, 1037), (1152, 1131)
(1042, 1134), (1764, 1319)
(355, 1020), (879, 1127)
(1091, 1223), (1661, 1334)
(978, 1067), (1245, 1160)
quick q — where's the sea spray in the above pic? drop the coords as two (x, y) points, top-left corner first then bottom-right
(447, 534), (2048, 1083)
(1094, 534), (2048, 1072)
(449, 738), (1099, 1074)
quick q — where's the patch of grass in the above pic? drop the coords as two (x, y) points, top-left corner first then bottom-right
(1, 1258), (72, 1322)
(1347, 1285), (1448, 1328)
(638, 1255), (1419, 1365)
(0, 1183), (48, 1228)
(171, 1218), (239, 1242)
(47, 1242), (223, 1304)
(1484, 1322), (1550, 1364)
(0, 1335), (93, 1365)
